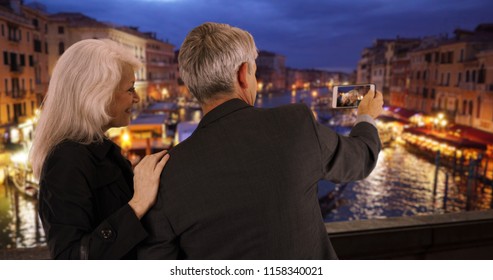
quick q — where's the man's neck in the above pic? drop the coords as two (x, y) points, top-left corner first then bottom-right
(201, 95), (238, 115)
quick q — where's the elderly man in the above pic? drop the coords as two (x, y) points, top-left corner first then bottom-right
(138, 22), (383, 259)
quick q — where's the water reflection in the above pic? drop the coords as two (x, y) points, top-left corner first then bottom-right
(0, 178), (45, 248)
(257, 90), (493, 222)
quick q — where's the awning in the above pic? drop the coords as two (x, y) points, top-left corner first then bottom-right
(404, 127), (487, 150)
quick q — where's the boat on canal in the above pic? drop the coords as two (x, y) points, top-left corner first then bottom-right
(6, 150), (39, 198)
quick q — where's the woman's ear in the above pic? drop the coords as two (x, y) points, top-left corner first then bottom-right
(237, 62), (249, 89)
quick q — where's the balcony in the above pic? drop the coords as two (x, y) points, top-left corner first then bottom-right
(459, 83), (477, 91)
(8, 90), (27, 99)
(7, 36), (21, 43)
(476, 84), (493, 93)
(455, 114), (472, 126)
(9, 65), (24, 74)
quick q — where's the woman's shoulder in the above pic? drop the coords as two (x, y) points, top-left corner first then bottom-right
(51, 140), (90, 157)
(45, 140), (95, 169)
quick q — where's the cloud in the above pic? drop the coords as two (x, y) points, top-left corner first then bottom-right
(27, 0), (493, 71)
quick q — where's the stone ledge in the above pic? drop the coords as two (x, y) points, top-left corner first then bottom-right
(2, 210), (493, 259)
(326, 210), (493, 259)
(0, 247), (50, 260)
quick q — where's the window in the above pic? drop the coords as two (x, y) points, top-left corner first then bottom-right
(446, 73), (450, 86)
(447, 51), (453, 63)
(58, 26), (64, 34)
(466, 70), (470, 82)
(20, 54), (25, 66)
(27, 31), (30, 42)
(32, 19), (38, 29)
(9, 52), (17, 69)
(3, 51), (8, 65)
(35, 66), (41, 84)
(417, 71), (421, 80)
(431, 89), (436, 99)
(7, 25), (19, 42)
(423, 88), (428, 98)
(58, 42), (65, 55)
(425, 53), (432, 63)
(460, 49), (464, 62)
(477, 97), (481, 118)
(462, 100), (467, 115)
(457, 72), (462, 85)
(469, 100), (473, 115)
(44, 23), (48, 34)
(478, 65), (485, 84)
(29, 55), (33, 67)
(11, 78), (20, 97)
(472, 70), (476, 82)
(34, 39), (42, 52)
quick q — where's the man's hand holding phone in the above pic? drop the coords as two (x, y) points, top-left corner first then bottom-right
(357, 88), (383, 119)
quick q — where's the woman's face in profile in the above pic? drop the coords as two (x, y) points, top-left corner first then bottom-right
(107, 65), (139, 129)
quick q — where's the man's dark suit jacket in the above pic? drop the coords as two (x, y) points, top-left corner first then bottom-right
(138, 98), (381, 259)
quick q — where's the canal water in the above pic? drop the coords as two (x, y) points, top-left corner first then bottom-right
(0, 178), (45, 249)
(0, 88), (491, 248)
(256, 89), (493, 222)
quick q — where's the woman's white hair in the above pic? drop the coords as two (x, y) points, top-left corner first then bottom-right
(178, 22), (258, 103)
(29, 39), (141, 178)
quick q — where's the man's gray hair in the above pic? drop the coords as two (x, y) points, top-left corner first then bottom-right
(178, 22), (258, 103)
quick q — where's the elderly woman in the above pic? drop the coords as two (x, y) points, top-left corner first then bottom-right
(29, 39), (169, 259)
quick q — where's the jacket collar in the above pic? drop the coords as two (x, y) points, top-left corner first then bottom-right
(197, 98), (252, 129)
(85, 138), (117, 161)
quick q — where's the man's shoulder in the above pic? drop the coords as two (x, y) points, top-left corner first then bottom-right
(252, 103), (312, 121)
(263, 102), (310, 113)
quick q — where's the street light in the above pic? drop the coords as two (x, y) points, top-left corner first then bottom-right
(440, 119), (448, 128)
(121, 130), (132, 157)
(161, 88), (169, 100)
(257, 82), (264, 92)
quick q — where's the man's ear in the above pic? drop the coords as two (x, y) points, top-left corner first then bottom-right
(237, 62), (248, 89)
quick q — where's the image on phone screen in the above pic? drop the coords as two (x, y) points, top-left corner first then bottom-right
(332, 84), (375, 109)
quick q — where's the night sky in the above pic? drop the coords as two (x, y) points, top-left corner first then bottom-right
(26, 0), (493, 72)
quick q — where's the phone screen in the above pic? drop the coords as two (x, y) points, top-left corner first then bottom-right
(332, 84), (375, 108)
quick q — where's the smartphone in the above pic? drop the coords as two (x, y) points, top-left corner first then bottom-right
(332, 84), (375, 108)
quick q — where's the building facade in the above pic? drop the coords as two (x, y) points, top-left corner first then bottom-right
(0, 0), (44, 143)
(256, 50), (286, 92)
(357, 23), (493, 134)
(407, 25), (493, 133)
(143, 32), (177, 101)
